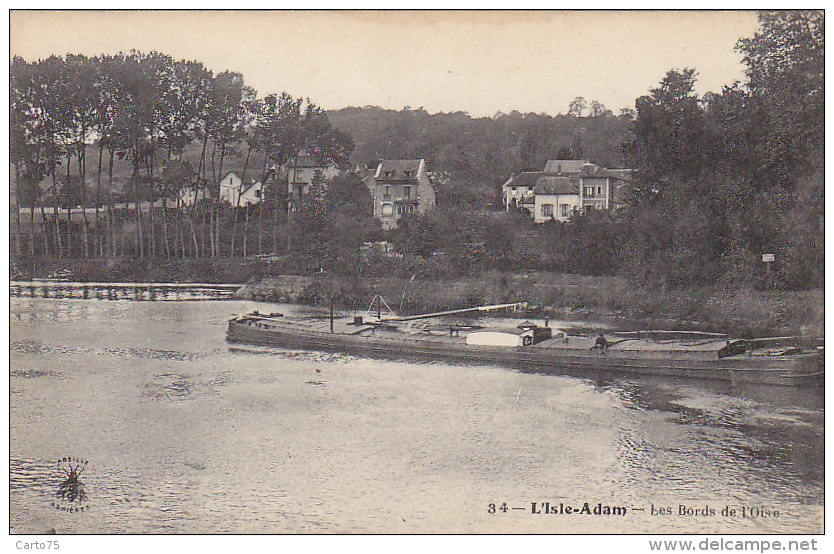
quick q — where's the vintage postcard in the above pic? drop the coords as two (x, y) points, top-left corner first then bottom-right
(8, 9), (824, 542)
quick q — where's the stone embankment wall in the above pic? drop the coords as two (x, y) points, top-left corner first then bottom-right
(235, 276), (317, 303)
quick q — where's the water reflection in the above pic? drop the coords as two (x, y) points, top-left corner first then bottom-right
(606, 377), (824, 513)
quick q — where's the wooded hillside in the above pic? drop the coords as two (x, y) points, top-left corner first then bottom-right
(328, 105), (633, 205)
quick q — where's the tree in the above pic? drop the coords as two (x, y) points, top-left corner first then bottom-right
(62, 54), (102, 257)
(255, 92), (303, 252)
(618, 107), (636, 120)
(622, 69), (726, 286)
(568, 97), (587, 117)
(326, 173), (372, 217)
(633, 68), (710, 188)
(555, 145), (573, 160)
(203, 71), (253, 257)
(31, 56), (73, 258)
(563, 210), (620, 275)
(733, 10), (824, 288)
(589, 100), (607, 117)
(390, 212), (441, 258)
(300, 102), (354, 169)
(737, 10), (824, 172)
(10, 56), (51, 260)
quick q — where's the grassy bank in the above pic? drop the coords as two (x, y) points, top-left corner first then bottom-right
(241, 271), (824, 338)
(11, 257), (822, 337)
(12, 257), (268, 284)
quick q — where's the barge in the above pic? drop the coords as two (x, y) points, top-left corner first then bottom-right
(226, 303), (824, 386)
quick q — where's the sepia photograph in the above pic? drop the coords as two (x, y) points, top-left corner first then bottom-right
(7, 9), (824, 540)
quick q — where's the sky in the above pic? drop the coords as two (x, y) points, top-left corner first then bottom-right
(9, 10), (762, 117)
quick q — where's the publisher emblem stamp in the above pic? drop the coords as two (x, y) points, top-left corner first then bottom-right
(52, 457), (89, 512)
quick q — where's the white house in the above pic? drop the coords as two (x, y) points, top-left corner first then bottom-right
(219, 172), (263, 207)
(501, 172), (538, 212)
(179, 187), (209, 207)
(532, 176), (581, 223)
(503, 160), (632, 222)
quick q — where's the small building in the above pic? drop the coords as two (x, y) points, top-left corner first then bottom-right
(286, 153), (340, 209)
(179, 186), (209, 207)
(219, 172), (263, 207)
(370, 159), (436, 229)
(501, 172), (539, 212)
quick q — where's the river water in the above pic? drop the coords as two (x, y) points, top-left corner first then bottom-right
(9, 298), (824, 534)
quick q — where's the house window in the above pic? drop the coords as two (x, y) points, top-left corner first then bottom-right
(584, 186), (594, 197)
(403, 185), (411, 199)
(381, 203), (394, 216)
(597, 186), (602, 196)
(561, 204), (569, 217)
(384, 185), (391, 198)
(541, 204), (554, 218)
(255, 189), (261, 198)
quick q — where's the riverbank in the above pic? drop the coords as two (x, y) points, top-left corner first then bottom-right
(237, 271), (824, 338)
(9, 281), (240, 301)
(12, 257), (264, 284)
(11, 258), (823, 337)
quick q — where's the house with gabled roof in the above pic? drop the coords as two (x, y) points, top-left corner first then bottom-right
(285, 152), (340, 210)
(219, 171), (263, 207)
(370, 159), (436, 229)
(502, 159), (632, 222)
(501, 171), (539, 212)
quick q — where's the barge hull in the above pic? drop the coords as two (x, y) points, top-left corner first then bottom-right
(227, 321), (823, 386)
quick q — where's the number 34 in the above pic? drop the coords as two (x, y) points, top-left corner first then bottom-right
(488, 503), (508, 514)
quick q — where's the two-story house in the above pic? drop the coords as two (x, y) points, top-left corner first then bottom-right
(219, 171), (263, 207)
(503, 159), (631, 222)
(285, 153), (340, 210)
(370, 159), (436, 229)
(576, 162), (616, 212)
